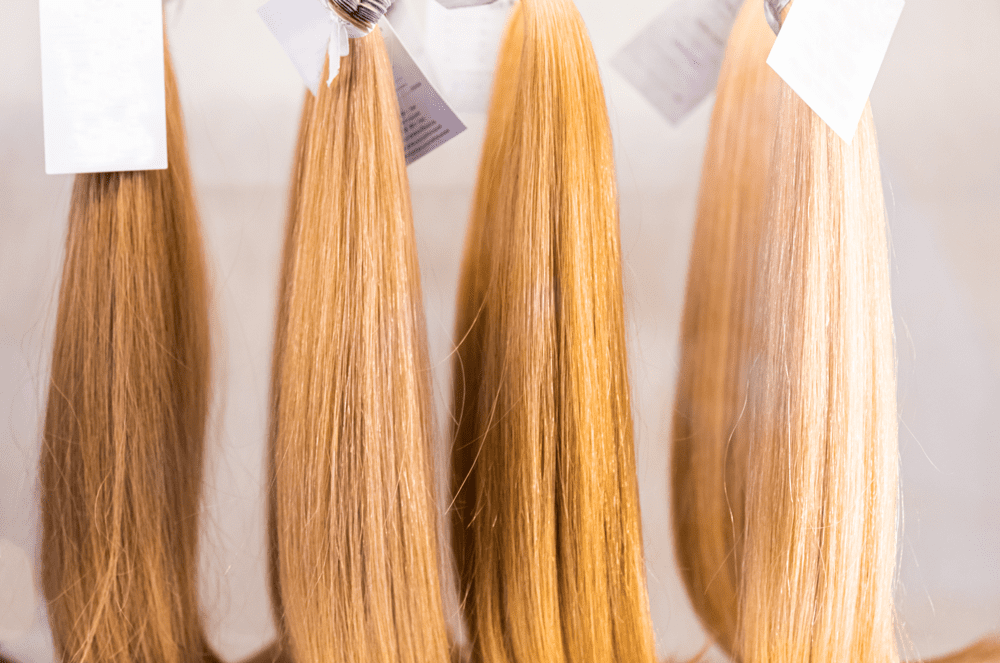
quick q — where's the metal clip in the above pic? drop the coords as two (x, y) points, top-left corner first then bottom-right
(765, 0), (790, 35)
(328, 0), (393, 31)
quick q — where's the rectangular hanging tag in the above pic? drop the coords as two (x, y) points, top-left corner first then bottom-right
(380, 19), (466, 164)
(39, 0), (167, 175)
(612, 0), (743, 125)
(258, 0), (466, 164)
(434, 0), (498, 8)
(258, 0), (332, 96)
(767, 0), (904, 142)
(425, 0), (514, 112)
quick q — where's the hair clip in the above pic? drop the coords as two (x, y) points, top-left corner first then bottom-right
(327, 0), (393, 31)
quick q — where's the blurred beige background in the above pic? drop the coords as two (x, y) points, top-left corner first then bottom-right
(1, 0), (998, 660)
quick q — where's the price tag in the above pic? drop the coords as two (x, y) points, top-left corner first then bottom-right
(258, 0), (466, 163)
(39, 0), (168, 174)
(425, 0), (514, 112)
(612, 0), (743, 124)
(767, 0), (904, 142)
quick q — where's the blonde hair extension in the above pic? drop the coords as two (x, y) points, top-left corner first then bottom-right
(732, 59), (900, 657)
(264, 28), (451, 663)
(671, 5), (1000, 662)
(668, 0), (778, 653)
(40, 40), (215, 663)
(450, 1), (658, 661)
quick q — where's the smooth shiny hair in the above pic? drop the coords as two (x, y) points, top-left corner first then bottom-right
(669, 0), (779, 653)
(40, 40), (215, 663)
(262, 28), (452, 663)
(449, 1), (658, 661)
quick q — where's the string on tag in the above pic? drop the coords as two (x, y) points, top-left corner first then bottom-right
(320, 0), (391, 84)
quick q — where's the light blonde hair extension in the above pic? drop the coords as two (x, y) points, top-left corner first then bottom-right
(669, 0), (779, 653)
(734, 82), (900, 662)
(264, 28), (451, 663)
(40, 40), (215, 663)
(735, 80), (1000, 663)
(450, 1), (658, 661)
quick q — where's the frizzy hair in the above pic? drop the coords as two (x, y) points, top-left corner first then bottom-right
(668, 0), (779, 653)
(262, 27), (452, 663)
(449, 1), (658, 661)
(39, 39), (216, 663)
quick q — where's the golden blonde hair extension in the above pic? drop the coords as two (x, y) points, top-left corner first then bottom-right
(265, 28), (451, 663)
(668, 0), (778, 653)
(450, 1), (658, 661)
(40, 41), (215, 663)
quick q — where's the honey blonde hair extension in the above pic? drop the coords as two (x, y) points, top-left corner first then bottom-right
(40, 41), (215, 663)
(669, 0), (778, 653)
(450, 1), (658, 661)
(264, 28), (451, 663)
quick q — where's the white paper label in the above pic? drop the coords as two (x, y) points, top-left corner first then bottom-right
(612, 0), (743, 124)
(767, 0), (904, 142)
(258, 0), (335, 96)
(425, 0), (514, 112)
(39, 0), (168, 175)
(381, 21), (467, 163)
(258, 1), (466, 164)
(435, 0), (498, 8)
(0, 539), (36, 643)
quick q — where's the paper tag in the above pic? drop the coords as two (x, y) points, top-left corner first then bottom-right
(434, 0), (498, 8)
(258, 0), (336, 96)
(0, 539), (36, 643)
(39, 0), (168, 175)
(425, 0), (514, 112)
(258, 1), (466, 164)
(381, 20), (467, 163)
(767, 0), (904, 142)
(612, 0), (743, 124)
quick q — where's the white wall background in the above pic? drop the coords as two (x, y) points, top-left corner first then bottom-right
(1, 0), (998, 660)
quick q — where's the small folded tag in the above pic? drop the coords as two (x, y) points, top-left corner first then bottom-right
(39, 0), (168, 175)
(258, 0), (466, 163)
(612, 0), (743, 124)
(258, 0), (339, 95)
(425, 0), (514, 112)
(767, 0), (905, 142)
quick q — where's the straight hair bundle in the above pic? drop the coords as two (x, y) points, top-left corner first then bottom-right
(669, 0), (779, 653)
(40, 42), (215, 663)
(264, 28), (451, 663)
(450, 1), (658, 661)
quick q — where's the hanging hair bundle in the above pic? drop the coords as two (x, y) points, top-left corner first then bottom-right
(264, 28), (451, 663)
(733, 83), (900, 662)
(449, 1), (658, 661)
(40, 41), (215, 663)
(669, 0), (779, 654)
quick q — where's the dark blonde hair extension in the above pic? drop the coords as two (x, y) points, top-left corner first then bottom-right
(669, 0), (779, 653)
(264, 28), (451, 663)
(40, 40), (215, 663)
(450, 1), (658, 661)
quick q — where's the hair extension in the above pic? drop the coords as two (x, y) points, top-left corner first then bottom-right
(668, 0), (779, 653)
(449, 1), (658, 661)
(264, 28), (451, 663)
(672, 5), (1000, 663)
(735, 84), (899, 662)
(39, 39), (215, 663)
